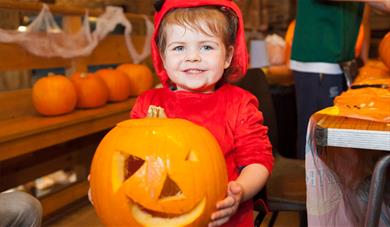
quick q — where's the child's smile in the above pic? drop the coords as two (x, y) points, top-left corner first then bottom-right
(183, 68), (206, 74)
(162, 24), (233, 93)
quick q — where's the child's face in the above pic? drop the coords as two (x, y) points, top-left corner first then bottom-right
(161, 23), (233, 93)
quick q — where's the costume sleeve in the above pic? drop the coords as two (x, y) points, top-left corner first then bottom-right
(130, 95), (148, 119)
(234, 94), (274, 174)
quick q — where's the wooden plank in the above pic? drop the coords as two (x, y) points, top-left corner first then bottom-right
(0, 1), (148, 19)
(317, 115), (390, 132)
(0, 105), (133, 161)
(0, 43), (71, 71)
(85, 35), (145, 66)
(314, 113), (390, 151)
(0, 88), (134, 142)
(0, 98), (135, 143)
(62, 15), (88, 74)
(0, 88), (34, 120)
(0, 88), (135, 161)
(0, 132), (102, 191)
(40, 180), (89, 217)
(0, 35), (145, 71)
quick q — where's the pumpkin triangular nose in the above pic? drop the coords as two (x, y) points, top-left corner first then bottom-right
(159, 175), (182, 199)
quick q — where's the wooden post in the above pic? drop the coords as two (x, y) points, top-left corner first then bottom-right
(62, 15), (88, 75)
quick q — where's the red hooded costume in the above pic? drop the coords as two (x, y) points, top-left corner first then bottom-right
(130, 0), (273, 226)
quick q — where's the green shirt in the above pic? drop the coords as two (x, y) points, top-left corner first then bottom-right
(291, 0), (364, 63)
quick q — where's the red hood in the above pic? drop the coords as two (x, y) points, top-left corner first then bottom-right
(152, 0), (248, 88)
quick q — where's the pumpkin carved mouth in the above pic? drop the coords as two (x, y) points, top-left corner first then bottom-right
(131, 198), (206, 226)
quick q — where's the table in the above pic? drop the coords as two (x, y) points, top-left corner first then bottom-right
(315, 115), (390, 151)
(308, 114), (390, 227)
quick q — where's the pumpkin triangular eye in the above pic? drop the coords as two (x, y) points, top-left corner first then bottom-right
(185, 150), (198, 162)
(124, 155), (145, 179)
(159, 176), (182, 199)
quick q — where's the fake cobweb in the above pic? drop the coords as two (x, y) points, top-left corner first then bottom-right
(0, 4), (153, 63)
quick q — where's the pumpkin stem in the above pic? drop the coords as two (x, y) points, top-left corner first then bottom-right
(147, 105), (167, 118)
(80, 72), (87, 78)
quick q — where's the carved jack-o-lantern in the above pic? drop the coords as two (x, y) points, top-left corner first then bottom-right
(90, 118), (228, 226)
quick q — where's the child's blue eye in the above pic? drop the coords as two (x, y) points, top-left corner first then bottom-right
(173, 46), (184, 51)
(202, 45), (214, 51)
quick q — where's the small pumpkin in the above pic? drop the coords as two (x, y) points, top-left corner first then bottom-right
(70, 72), (109, 108)
(90, 118), (228, 227)
(116, 64), (154, 96)
(379, 32), (390, 69)
(32, 74), (77, 116)
(96, 69), (131, 102)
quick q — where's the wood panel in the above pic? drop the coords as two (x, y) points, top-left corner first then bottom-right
(0, 35), (146, 71)
(0, 101), (135, 161)
(85, 35), (145, 66)
(40, 180), (89, 217)
(0, 1), (148, 19)
(0, 43), (71, 71)
(314, 114), (390, 151)
(0, 88), (33, 120)
(0, 131), (104, 191)
(316, 115), (390, 131)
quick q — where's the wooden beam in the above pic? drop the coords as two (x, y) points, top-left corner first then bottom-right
(0, 35), (145, 71)
(62, 15), (88, 74)
(0, 131), (103, 191)
(0, 1), (148, 19)
(0, 43), (71, 71)
(40, 180), (89, 217)
(85, 35), (145, 66)
(0, 88), (136, 161)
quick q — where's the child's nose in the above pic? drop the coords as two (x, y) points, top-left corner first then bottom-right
(185, 50), (201, 62)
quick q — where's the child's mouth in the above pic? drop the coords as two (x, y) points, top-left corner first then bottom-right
(183, 69), (206, 74)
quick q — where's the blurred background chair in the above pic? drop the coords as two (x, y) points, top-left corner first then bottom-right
(235, 68), (307, 227)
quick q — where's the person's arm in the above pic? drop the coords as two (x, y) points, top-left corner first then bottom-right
(236, 163), (270, 201)
(208, 164), (270, 227)
(208, 93), (273, 227)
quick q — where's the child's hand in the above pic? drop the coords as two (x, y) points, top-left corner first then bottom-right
(208, 181), (243, 227)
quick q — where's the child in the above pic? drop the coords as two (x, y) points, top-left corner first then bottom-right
(131, 0), (274, 226)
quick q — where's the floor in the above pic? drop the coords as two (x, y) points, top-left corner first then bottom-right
(46, 200), (301, 227)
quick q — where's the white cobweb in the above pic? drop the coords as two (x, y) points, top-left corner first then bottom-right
(0, 4), (153, 63)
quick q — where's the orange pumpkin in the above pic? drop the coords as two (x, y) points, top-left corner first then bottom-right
(90, 118), (228, 227)
(353, 60), (390, 86)
(70, 72), (109, 108)
(96, 69), (131, 102)
(333, 88), (390, 122)
(116, 64), (154, 96)
(379, 32), (390, 69)
(32, 74), (77, 116)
